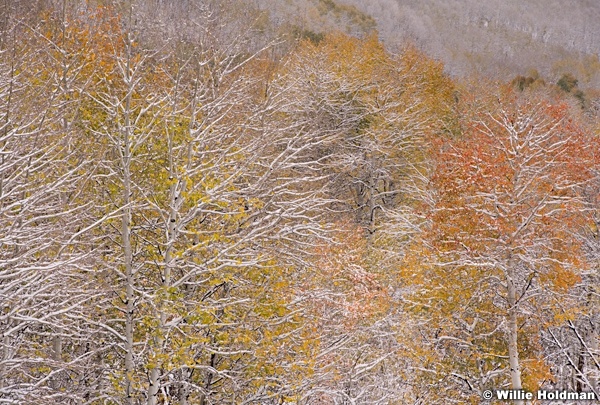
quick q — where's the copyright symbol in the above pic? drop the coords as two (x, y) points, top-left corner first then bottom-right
(482, 390), (493, 400)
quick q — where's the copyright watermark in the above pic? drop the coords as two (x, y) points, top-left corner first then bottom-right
(482, 389), (597, 401)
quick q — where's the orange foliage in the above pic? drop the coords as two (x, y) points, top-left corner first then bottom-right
(310, 221), (388, 328)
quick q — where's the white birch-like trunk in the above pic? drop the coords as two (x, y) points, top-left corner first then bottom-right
(506, 267), (523, 405)
(122, 23), (136, 405)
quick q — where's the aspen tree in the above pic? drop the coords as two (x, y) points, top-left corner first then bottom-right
(409, 90), (597, 403)
(0, 2), (99, 402)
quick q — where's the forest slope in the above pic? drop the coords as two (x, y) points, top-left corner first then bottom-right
(253, 0), (600, 86)
(340, 0), (600, 85)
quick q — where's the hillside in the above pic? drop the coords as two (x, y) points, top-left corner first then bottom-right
(341, 0), (600, 86)
(251, 0), (600, 87)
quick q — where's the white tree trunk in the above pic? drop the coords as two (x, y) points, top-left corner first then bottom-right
(122, 21), (136, 405)
(506, 259), (523, 404)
